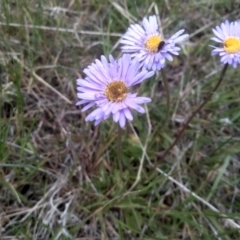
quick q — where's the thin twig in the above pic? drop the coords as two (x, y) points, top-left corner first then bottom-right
(160, 63), (229, 161)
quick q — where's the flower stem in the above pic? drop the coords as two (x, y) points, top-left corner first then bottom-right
(159, 68), (171, 132)
(151, 69), (170, 140)
(117, 124), (123, 175)
(160, 63), (229, 161)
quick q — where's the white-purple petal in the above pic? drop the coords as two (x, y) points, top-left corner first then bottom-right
(81, 102), (96, 112)
(133, 97), (151, 104)
(76, 99), (89, 106)
(77, 93), (96, 100)
(119, 111), (126, 128)
(113, 111), (120, 122)
(123, 108), (133, 121)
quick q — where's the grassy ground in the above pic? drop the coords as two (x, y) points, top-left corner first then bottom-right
(1, 0), (240, 239)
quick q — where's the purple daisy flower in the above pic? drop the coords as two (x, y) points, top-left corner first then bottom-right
(76, 54), (154, 128)
(211, 20), (240, 68)
(120, 15), (189, 71)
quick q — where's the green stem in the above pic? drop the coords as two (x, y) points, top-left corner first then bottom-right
(159, 68), (171, 131)
(160, 63), (229, 161)
(151, 69), (171, 141)
(117, 124), (123, 175)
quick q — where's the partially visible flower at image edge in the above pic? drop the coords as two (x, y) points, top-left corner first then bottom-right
(120, 15), (189, 71)
(211, 20), (240, 68)
(76, 54), (155, 128)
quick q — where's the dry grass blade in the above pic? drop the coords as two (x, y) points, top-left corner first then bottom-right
(0, 22), (122, 37)
(12, 56), (72, 104)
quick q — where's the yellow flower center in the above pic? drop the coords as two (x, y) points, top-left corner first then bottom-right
(223, 37), (240, 53)
(105, 81), (128, 102)
(144, 35), (163, 53)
